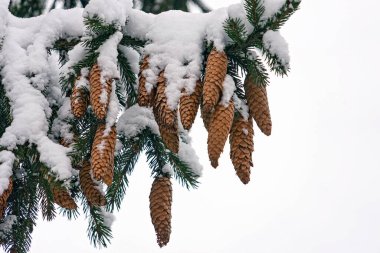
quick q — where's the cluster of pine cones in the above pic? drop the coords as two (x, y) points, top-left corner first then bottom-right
(137, 47), (272, 247)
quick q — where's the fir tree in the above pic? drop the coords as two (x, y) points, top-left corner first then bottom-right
(0, 0), (301, 252)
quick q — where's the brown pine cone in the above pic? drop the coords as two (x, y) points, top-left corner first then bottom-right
(202, 48), (228, 113)
(179, 80), (202, 130)
(149, 177), (172, 248)
(52, 185), (77, 210)
(138, 56), (153, 107)
(89, 64), (112, 120)
(244, 76), (272, 136)
(91, 124), (117, 185)
(70, 77), (88, 118)
(207, 100), (234, 168)
(159, 123), (179, 154)
(229, 115), (254, 184)
(79, 162), (106, 206)
(153, 71), (177, 129)
(200, 104), (212, 131)
(0, 178), (13, 219)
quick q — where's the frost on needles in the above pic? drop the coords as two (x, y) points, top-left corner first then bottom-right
(0, 0), (301, 251)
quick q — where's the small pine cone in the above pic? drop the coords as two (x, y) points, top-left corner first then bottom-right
(89, 64), (112, 120)
(244, 77), (272, 136)
(138, 56), (152, 107)
(202, 48), (228, 113)
(80, 162), (106, 206)
(52, 186), (77, 210)
(159, 123), (179, 153)
(179, 80), (202, 130)
(70, 77), (88, 118)
(0, 178), (13, 219)
(149, 177), (172, 248)
(229, 115), (254, 184)
(153, 71), (177, 129)
(91, 124), (117, 185)
(207, 100), (235, 168)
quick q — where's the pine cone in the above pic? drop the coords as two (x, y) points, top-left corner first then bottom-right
(80, 162), (106, 206)
(244, 76), (272, 136)
(149, 177), (172, 248)
(202, 48), (228, 113)
(70, 77), (88, 118)
(91, 124), (117, 185)
(138, 56), (153, 107)
(207, 100), (234, 168)
(229, 115), (254, 184)
(89, 64), (112, 120)
(179, 80), (202, 130)
(201, 104), (212, 131)
(159, 124), (179, 154)
(52, 185), (77, 210)
(153, 71), (177, 128)
(0, 178), (13, 219)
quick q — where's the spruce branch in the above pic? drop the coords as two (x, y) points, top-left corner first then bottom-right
(263, 0), (301, 31)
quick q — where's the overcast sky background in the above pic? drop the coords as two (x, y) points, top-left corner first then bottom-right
(26, 0), (380, 252)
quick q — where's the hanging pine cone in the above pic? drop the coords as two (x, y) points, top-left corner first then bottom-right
(91, 124), (117, 185)
(138, 56), (153, 107)
(179, 80), (202, 130)
(201, 104), (212, 131)
(89, 64), (112, 120)
(70, 77), (88, 118)
(0, 178), (13, 219)
(207, 100), (235, 168)
(153, 71), (177, 129)
(52, 185), (77, 210)
(229, 115), (254, 184)
(202, 48), (228, 113)
(80, 162), (106, 206)
(149, 177), (172, 248)
(159, 124), (179, 154)
(244, 76), (272, 136)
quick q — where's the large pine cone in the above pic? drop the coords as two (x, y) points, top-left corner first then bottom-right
(0, 178), (13, 219)
(52, 185), (77, 210)
(149, 177), (172, 248)
(179, 80), (202, 130)
(80, 162), (106, 206)
(229, 115), (254, 184)
(138, 56), (153, 107)
(91, 124), (117, 185)
(89, 64), (112, 120)
(207, 100), (235, 168)
(202, 48), (228, 113)
(244, 76), (272, 136)
(70, 77), (88, 118)
(153, 71), (177, 128)
(159, 123), (179, 154)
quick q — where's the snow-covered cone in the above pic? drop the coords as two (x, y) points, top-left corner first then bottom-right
(179, 80), (202, 130)
(0, 178), (13, 219)
(153, 71), (177, 128)
(52, 186), (77, 210)
(244, 77), (272, 136)
(202, 48), (228, 113)
(207, 100), (234, 168)
(229, 115), (254, 184)
(89, 64), (112, 120)
(70, 77), (88, 118)
(159, 124), (179, 153)
(138, 56), (152, 107)
(149, 177), (172, 248)
(91, 124), (117, 185)
(80, 162), (106, 206)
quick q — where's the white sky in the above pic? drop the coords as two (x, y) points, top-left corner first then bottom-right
(26, 0), (380, 252)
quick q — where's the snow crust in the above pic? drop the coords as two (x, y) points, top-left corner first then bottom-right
(263, 30), (290, 68)
(0, 150), (14, 195)
(220, 75), (236, 107)
(117, 104), (159, 137)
